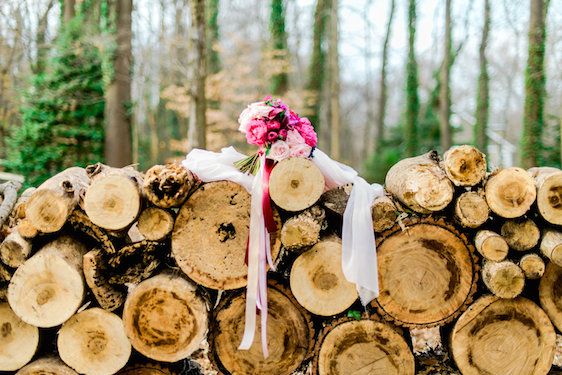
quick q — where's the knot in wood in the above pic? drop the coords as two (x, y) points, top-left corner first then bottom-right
(217, 222), (236, 242)
(1, 322), (11, 338)
(548, 186), (562, 208)
(86, 330), (108, 355)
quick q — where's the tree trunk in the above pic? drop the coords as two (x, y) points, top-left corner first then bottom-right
(189, 0), (207, 149)
(206, 0), (221, 75)
(519, 253), (545, 279)
(137, 207), (174, 241)
(539, 262), (562, 332)
(17, 358), (78, 375)
(474, 230), (508, 261)
(34, 0), (55, 74)
(269, 0), (289, 95)
(328, 0), (341, 159)
(143, 163), (196, 208)
(0, 303), (39, 372)
(451, 296), (556, 375)
(439, 0), (453, 151)
(484, 167), (537, 218)
(122, 273), (208, 362)
(104, 0), (133, 167)
(521, 0), (549, 168)
(528, 166), (562, 225)
(500, 218), (540, 251)
(481, 260), (525, 299)
(442, 145), (487, 186)
(455, 191), (490, 229)
(63, 0), (76, 23)
(474, 0), (490, 153)
(405, 0), (420, 156)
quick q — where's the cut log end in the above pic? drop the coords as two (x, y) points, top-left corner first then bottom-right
(540, 230), (562, 267)
(443, 145), (487, 186)
(372, 195), (398, 232)
(143, 163), (196, 208)
(16, 358), (78, 375)
(482, 260), (525, 299)
(0, 302), (39, 372)
(501, 219), (540, 251)
(137, 207), (174, 241)
(0, 230), (31, 268)
(454, 191), (489, 228)
(280, 206), (325, 250)
(519, 253), (545, 279)
(17, 219), (39, 239)
(485, 168), (536, 218)
(529, 167), (562, 225)
(474, 230), (509, 262)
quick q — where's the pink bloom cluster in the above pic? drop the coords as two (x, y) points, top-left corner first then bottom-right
(238, 97), (318, 162)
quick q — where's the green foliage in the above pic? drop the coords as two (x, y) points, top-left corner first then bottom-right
(405, 0), (419, 157)
(347, 310), (362, 320)
(3, 15), (105, 187)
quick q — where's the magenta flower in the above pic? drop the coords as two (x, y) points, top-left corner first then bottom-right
(267, 119), (281, 130)
(267, 131), (279, 142)
(279, 129), (288, 140)
(246, 119), (268, 146)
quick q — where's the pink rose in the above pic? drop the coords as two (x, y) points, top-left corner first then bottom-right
(267, 119), (281, 130)
(298, 118), (317, 147)
(290, 143), (312, 158)
(238, 101), (273, 133)
(279, 129), (288, 140)
(286, 130), (305, 147)
(246, 119), (268, 145)
(268, 141), (290, 161)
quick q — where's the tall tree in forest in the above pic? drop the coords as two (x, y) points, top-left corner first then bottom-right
(207, 0), (220, 75)
(104, 0), (132, 167)
(328, 0), (341, 159)
(189, 0), (207, 149)
(439, 0), (453, 151)
(34, 0), (55, 74)
(269, 0), (289, 95)
(305, 0), (330, 132)
(374, 0), (396, 153)
(405, 0), (420, 156)
(474, 0), (490, 154)
(63, 0), (76, 23)
(521, 0), (549, 168)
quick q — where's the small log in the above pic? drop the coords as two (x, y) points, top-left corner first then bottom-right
(84, 163), (144, 231)
(58, 308), (131, 375)
(539, 262), (562, 332)
(372, 194), (398, 232)
(519, 253), (545, 279)
(481, 260), (525, 299)
(16, 358), (78, 375)
(68, 209), (116, 254)
(123, 273), (208, 362)
(127, 223), (145, 242)
(172, 181), (280, 290)
(313, 318), (415, 375)
(385, 151), (454, 213)
(281, 206), (325, 250)
(118, 363), (177, 375)
(474, 230), (509, 261)
(289, 239), (357, 316)
(25, 167), (88, 233)
(17, 219), (39, 239)
(0, 180), (22, 228)
(143, 163), (196, 208)
(454, 191), (489, 228)
(374, 218), (477, 327)
(107, 255), (160, 285)
(484, 167), (536, 218)
(83, 249), (126, 311)
(137, 207), (174, 241)
(451, 296), (556, 375)
(0, 229), (31, 268)
(269, 157), (325, 212)
(6, 187), (35, 229)
(540, 229), (562, 267)
(529, 167), (562, 225)
(501, 219), (540, 251)
(8, 236), (87, 327)
(320, 184), (352, 216)
(442, 145), (487, 187)
(210, 282), (314, 375)
(0, 302), (39, 371)
(410, 326), (443, 355)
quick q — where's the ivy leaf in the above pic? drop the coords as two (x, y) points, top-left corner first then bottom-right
(347, 310), (361, 320)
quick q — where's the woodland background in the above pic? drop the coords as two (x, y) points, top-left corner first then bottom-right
(0, 0), (561, 187)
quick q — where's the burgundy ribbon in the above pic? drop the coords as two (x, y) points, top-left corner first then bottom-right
(262, 158), (277, 233)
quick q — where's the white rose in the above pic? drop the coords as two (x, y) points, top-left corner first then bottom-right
(267, 140), (290, 162)
(285, 129), (305, 147)
(290, 143), (312, 158)
(238, 102), (272, 133)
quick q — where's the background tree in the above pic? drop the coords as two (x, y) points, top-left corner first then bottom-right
(269, 0), (289, 95)
(207, 0), (221, 76)
(439, 0), (453, 151)
(474, 0), (490, 154)
(328, 0), (341, 159)
(405, 0), (420, 156)
(188, 0), (207, 149)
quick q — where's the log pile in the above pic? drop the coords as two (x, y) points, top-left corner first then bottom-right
(0, 144), (561, 375)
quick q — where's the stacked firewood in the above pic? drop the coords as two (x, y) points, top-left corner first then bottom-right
(0, 145), (561, 375)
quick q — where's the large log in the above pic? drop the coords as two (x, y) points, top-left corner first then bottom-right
(373, 218), (478, 327)
(454, 191), (489, 228)
(385, 151), (454, 213)
(451, 296), (556, 375)
(442, 145), (487, 187)
(16, 358), (78, 375)
(539, 262), (562, 332)
(474, 230), (509, 261)
(289, 239), (357, 316)
(172, 181), (280, 290)
(122, 273), (208, 362)
(269, 157), (325, 212)
(58, 308), (131, 375)
(0, 229), (31, 268)
(540, 229), (562, 267)
(25, 167), (88, 233)
(210, 282), (314, 375)
(481, 260), (525, 299)
(484, 167), (536, 218)
(8, 236), (86, 327)
(143, 163), (196, 208)
(83, 249), (125, 311)
(0, 302), (39, 371)
(501, 218), (540, 251)
(529, 167), (562, 225)
(280, 206), (325, 250)
(313, 318), (415, 375)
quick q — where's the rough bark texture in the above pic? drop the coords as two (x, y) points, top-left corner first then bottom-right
(405, 0), (419, 156)
(0, 181), (21, 228)
(474, 0), (490, 153)
(439, 0), (453, 152)
(442, 145), (487, 186)
(529, 167), (562, 225)
(482, 260), (525, 299)
(280, 206), (325, 250)
(484, 167), (536, 218)
(454, 191), (489, 228)
(501, 218), (541, 251)
(0, 302), (39, 372)
(474, 230), (509, 261)
(320, 183), (352, 216)
(143, 164), (196, 208)
(188, 0), (207, 149)
(83, 249), (126, 311)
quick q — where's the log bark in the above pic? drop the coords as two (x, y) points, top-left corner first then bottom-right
(58, 308), (131, 375)
(410, 326), (443, 355)
(16, 357), (78, 375)
(172, 181), (280, 290)
(269, 157), (325, 212)
(313, 318), (415, 375)
(374, 218), (477, 327)
(555, 334), (562, 368)
(8, 236), (87, 327)
(289, 238), (357, 316)
(385, 151), (454, 213)
(143, 163), (196, 208)
(442, 145), (487, 186)
(25, 167), (88, 233)
(451, 296), (556, 375)
(539, 262), (562, 332)
(0, 229), (31, 268)
(540, 229), (562, 267)
(372, 194), (398, 232)
(481, 260), (525, 299)
(501, 218), (540, 251)
(320, 183), (352, 216)
(68, 209), (116, 254)
(137, 207), (174, 241)
(84, 163), (143, 231)
(454, 191), (489, 228)
(210, 282), (314, 375)
(484, 167), (536, 218)
(519, 253), (545, 279)
(0, 181), (21, 228)
(280, 206), (325, 250)
(529, 167), (562, 225)
(122, 273), (208, 362)
(83, 249), (125, 311)
(0, 302), (39, 371)
(474, 230), (509, 261)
